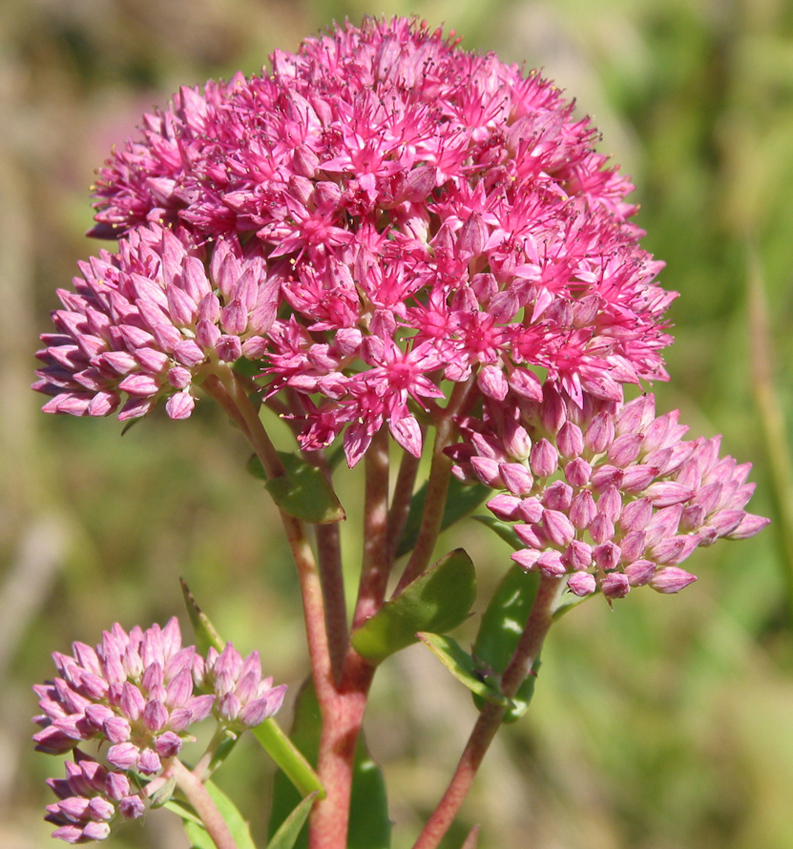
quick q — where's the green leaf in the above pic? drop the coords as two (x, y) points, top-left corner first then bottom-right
(416, 633), (508, 706)
(472, 564), (540, 723)
(248, 453), (346, 524)
(183, 820), (215, 849)
(351, 549), (476, 664)
(252, 719), (325, 800)
(471, 515), (524, 551)
(265, 793), (317, 849)
(181, 579), (225, 654)
(269, 681), (391, 849)
(397, 479), (490, 557)
(182, 780), (257, 849)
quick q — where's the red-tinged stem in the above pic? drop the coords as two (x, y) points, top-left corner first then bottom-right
(411, 574), (565, 849)
(168, 759), (238, 849)
(316, 522), (347, 683)
(387, 448), (422, 564)
(203, 368), (336, 715)
(395, 377), (475, 594)
(353, 426), (391, 627)
(309, 427), (391, 849)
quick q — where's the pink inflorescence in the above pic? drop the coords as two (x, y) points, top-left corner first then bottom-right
(36, 16), (675, 465)
(34, 618), (285, 843)
(451, 387), (769, 599)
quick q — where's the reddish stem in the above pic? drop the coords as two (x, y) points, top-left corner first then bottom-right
(168, 759), (238, 849)
(411, 574), (565, 849)
(309, 427), (390, 849)
(395, 377), (474, 593)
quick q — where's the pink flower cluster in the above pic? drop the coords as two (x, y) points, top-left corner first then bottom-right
(37, 17), (674, 465)
(34, 618), (286, 843)
(34, 227), (278, 421)
(44, 750), (144, 845)
(452, 387), (769, 599)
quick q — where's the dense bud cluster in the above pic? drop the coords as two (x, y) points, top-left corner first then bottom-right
(34, 619), (285, 843)
(452, 387), (768, 599)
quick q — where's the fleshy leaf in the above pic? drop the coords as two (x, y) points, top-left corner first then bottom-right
(248, 452), (346, 524)
(252, 719), (325, 800)
(181, 579), (225, 654)
(472, 515), (524, 551)
(269, 681), (390, 849)
(472, 564), (540, 722)
(266, 793), (318, 849)
(397, 479), (490, 557)
(182, 780), (257, 849)
(416, 633), (508, 706)
(351, 549), (476, 664)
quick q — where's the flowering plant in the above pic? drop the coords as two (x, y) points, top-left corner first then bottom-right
(32, 16), (767, 849)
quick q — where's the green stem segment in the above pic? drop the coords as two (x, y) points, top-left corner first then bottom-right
(411, 574), (566, 849)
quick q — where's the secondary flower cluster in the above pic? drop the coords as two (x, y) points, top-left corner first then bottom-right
(452, 386), (769, 599)
(36, 16), (675, 465)
(34, 619), (286, 843)
(34, 227), (279, 421)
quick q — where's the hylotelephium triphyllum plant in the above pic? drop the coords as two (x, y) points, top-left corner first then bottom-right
(32, 16), (768, 849)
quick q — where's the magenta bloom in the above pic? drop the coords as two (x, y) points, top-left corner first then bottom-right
(453, 387), (769, 600)
(37, 17), (675, 465)
(193, 642), (287, 731)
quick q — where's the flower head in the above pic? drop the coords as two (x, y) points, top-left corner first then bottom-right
(34, 618), (286, 842)
(34, 226), (278, 421)
(44, 750), (145, 844)
(193, 642), (287, 731)
(453, 386), (769, 600)
(37, 17), (675, 465)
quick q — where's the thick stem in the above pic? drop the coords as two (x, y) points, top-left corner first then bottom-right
(203, 369), (336, 714)
(387, 448), (422, 563)
(411, 574), (565, 849)
(308, 652), (374, 849)
(309, 427), (391, 849)
(315, 522), (348, 684)
(395, 378), (474, 594)
(168, 759), (238, 849)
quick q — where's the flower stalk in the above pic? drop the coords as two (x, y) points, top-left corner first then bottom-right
(412, 575), (565, 849)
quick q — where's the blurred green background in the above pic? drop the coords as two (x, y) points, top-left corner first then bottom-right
(1, 0), (791, 847)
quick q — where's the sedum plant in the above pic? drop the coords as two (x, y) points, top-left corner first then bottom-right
(32, 16), (767, 849)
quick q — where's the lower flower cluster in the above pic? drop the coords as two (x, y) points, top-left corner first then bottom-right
(452, 385), (768, 600)
(33, 619), (286, 843)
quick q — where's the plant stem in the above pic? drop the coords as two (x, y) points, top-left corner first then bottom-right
(168, 759), (238, 849)
(387, 448), (422, 563)
(192, 726), (230, 782)
(353, 426), (391, 627)
(203, 368), (336, 717)
(395, 377), (474, 593)
(411, 574), (565, 849)
(309, 427), (390, 849)
(316, 522), (348, 684)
